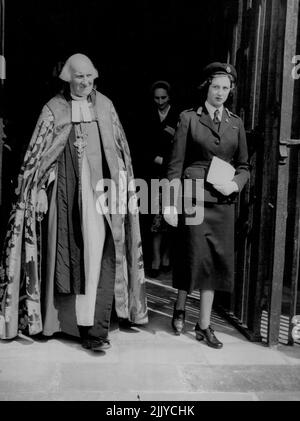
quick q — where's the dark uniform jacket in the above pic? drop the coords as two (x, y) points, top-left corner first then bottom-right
(167, 105), (250, 204)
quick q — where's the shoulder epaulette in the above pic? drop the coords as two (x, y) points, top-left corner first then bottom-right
(179, 108), (195, 119)
(225, 108), (239, 118)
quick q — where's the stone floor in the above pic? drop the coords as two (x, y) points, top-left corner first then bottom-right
(0, 278), (300, 401)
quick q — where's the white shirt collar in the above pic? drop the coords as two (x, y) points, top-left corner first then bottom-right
(205, 100), (223, 121)
(158, 105), (171, 122)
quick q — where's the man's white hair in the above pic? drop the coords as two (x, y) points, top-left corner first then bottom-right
(59, 53), (99, 82)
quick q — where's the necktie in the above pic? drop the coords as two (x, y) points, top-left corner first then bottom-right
(213, 109), (221, 124)
(213, 109), (221, 131)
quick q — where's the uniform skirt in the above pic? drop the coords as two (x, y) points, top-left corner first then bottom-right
(172, 202), (235, 293)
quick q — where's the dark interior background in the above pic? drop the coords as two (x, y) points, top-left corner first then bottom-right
(2, 0), (300, 337)
(3, 0), (238, 170)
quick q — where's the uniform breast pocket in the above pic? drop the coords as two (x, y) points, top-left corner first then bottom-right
(226, 126), (240, 151)
(183, 167), (206, 180)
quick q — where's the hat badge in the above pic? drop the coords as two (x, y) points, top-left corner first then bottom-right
(226, 66), (231, 73)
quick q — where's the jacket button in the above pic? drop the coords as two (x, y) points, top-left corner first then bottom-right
(215, 140), (220, 145)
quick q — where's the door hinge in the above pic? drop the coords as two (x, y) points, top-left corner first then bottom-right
(279, 138), (300, 164)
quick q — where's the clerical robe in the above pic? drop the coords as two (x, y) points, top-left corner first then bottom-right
(0, 89), (148, 339)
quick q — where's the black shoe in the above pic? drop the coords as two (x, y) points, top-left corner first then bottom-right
(82, 338), (111, 352)
(149, 268), (160, 278)
(118, 318), (134, 329)
(195, 323), (223, 349)
(171, 303), (185, 335)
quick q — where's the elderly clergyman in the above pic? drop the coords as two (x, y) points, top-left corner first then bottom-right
(0, 53), (148, 351)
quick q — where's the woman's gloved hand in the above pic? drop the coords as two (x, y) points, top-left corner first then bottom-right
(163, 206), (178, 227)
(154, 155), (163, 165)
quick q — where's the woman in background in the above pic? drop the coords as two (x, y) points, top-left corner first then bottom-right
(148, 80), (179, 278)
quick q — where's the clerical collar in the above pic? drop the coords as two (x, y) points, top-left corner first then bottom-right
(69, 88), (96, 103)
(205, 101), (223, 121)
(71, 93), (86, 101)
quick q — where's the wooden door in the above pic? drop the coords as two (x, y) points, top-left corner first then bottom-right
(218, 0), (300, 346)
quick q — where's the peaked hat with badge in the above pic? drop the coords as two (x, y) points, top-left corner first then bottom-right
(199, 62), (237, 87)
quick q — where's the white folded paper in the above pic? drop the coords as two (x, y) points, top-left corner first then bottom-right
(206, 156), (235, 185)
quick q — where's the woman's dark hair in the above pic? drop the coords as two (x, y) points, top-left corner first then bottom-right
(150, 80), (171, 95)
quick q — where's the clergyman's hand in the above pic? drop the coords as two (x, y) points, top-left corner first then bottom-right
(36, 189), (48, 215)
